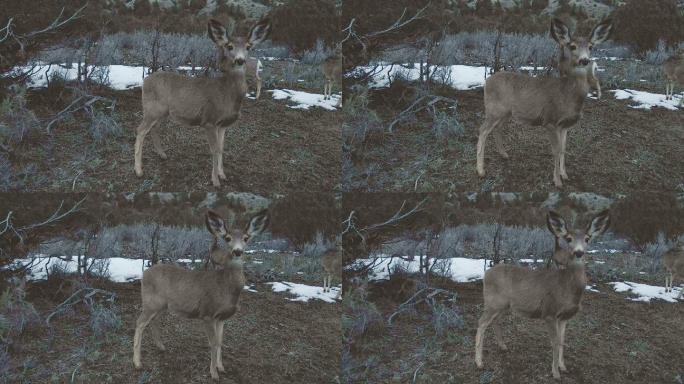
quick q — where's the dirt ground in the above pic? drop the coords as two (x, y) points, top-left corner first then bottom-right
(344, 86), (684, 193)
(11, 83), (341, 194)
(10, 278), (341, 383)
(346, 279), (684, 384)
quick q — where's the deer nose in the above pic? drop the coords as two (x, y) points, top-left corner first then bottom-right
(233, 249), (243, 257)
(573, 251), (584, 258)
(579, 58), (590, 66)
(234, 58), (245, 66)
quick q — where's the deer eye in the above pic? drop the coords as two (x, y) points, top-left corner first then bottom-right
(569, 44), (577, 51)
(225, 236), (232, 242)
(243, 235), (250, 241)
(227, 44), (234, 51)
(585, 236), (591, 242)
(564, 236), (573, 243)
(246, 43), (252, 50)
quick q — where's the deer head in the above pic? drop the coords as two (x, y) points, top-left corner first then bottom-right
(546, 209), (611, 266)
(208, 18), (271, 73)
(550, 18), (612, 70)
(205, 209), (270, 266)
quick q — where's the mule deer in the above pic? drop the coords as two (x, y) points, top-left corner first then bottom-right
(133, 18), (271, 187)
(321, 54), (342, 104)
(663, 50), (684, 103)
(476, 19), (612, 187)
(321, 246), (341, 298)
(132, 210), (269, 381)
(475, 210), (610, 380)
(246, 56), (263, 99)
(663, 243), (684, 299)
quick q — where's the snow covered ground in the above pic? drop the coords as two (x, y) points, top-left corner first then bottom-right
(266, 282), (341, 303)
(357, 63), (489, 90)
(354, 256), (491, 283)
(611, 89), (683, 110)
(9, 255), (340, 303)
(269, 89), (341, 110)
(608, 281), (682, 303)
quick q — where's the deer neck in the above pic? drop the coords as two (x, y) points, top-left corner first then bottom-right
(219, 67), (248, 98)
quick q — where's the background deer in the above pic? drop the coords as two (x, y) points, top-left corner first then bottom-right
(321, 54), (342, 104)
(663, 50), (683, 103)
(246, 56), (263, 99)
(476, 19), (612, 187)
(132, 210), (269, 381)
(133, 18), (271, 187)
(321, 246), (341, 298)
(663, 243), (684, 299)
(475, 210), (611, 380)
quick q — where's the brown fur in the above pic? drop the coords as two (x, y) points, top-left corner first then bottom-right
(321, 247), (342, 297)
(133, 18), (271, 187)
(663, 53), (684, 102)
(476, 19), (612, 187)
(475, 210), (610, 380)
(663, 244), (684, 298)
(321, 54), (342, 104)
(246, 57), (262, 99)
(132, 210), (269, 381)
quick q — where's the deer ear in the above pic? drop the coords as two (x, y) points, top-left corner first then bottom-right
(205, 210), (227, 237)
(590, 19), (612, 45)
(246, 209), (269, 237)
(547, 211), (568, 237)
(550, 18), (571, 46)
(248, 18), (271, 46)
(208, 19), (229, 45)
(587, 210), (611, 238)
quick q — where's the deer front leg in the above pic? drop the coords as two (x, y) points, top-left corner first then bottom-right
(559, 128), (569, 181)
(203, 319), (220, 380)
(546, 318), (561, 380)
(216, 126), (228, 181)
(204, 126), (221, 187)
(134, 118), (156, 177)
(558, 320), (568, 372)
(215, 320), (226, 373)
(548, 128), (563, 187)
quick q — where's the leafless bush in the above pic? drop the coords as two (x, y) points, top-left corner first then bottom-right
(644, 40), (684, 65)
(300, 39), (334, 65)
(0, 86), (41, 147)
(0, 278), (40, 350)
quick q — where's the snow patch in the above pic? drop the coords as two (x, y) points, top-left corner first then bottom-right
(269, 89), (340, 111)
(355, 257), (490, 283)
(356, 63), (489, 90)
(611, 89), (682, 111)
(608, 281), (682, 303)
(266, 282), (340, 303)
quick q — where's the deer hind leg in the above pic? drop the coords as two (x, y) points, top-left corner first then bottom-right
(493, 129), (509, 160)
(134, 117), (158, 177)
(150, 123), (168, 160)
(133, 309), (159, 368)
(476, 115), (507, 177)
(547, 127), (563, 187)
(492, 318), (508, 351)
(546, 318), (561, 380)
(558, 320), (568, 372)
(149, 315), (166, 351)
(475, 308), (500, 368)
(204, 126), (221, 187)
(203, 319), (220, 380)
(216, 126), (227, 181)
(215, 321), (226, 373)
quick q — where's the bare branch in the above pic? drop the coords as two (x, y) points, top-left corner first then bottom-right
(23, 5), (87, 39)
(20, 196), (87, 232)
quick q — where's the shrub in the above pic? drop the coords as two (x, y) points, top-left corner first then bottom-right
(270, 0), (338, 53)
(0, 86), (41, 147)
(612, 0), (684, 53)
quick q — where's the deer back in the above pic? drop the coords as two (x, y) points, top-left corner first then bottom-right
(483, 263), (586, 320)
(142, 71), (246, 127)
(484, 71), (590, 127)
(663, 246), (684, 275)
(141, 262), (245, 320)
(663, 56), (684, 82)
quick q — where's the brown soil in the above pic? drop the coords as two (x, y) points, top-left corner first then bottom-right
(11, 278), (341, 383)
(345, 86), (684, 193)
(347, 279), (684, 384)
(11, 84), (341, 194)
